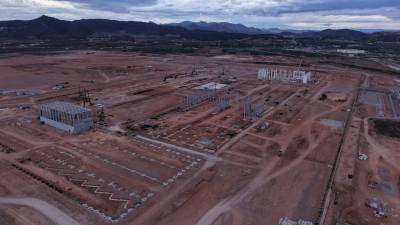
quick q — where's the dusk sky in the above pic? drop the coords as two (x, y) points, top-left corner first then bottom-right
(1, 0), (399, 29)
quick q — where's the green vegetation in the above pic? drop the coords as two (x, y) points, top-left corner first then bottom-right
(373, 119), (400, 138)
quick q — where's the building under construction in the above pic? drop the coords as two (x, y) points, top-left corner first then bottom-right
(241, 97), (268, 120)
(258, 66), (312, 84)
(39, 101), (94, 134)
(180, 90), (217, 111)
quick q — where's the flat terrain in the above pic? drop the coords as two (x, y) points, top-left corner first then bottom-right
(0, 51), (399, 225)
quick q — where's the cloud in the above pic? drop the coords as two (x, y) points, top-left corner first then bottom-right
(57, 0), (158, 12)
(283, 13), (400, 29)
(0, 0), (399, 29)
(275, 0), (400, 14)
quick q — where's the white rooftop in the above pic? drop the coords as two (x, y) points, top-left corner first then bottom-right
(195, 82), (227, 90)
(337, 49), (366, 54)
(41, 101), (91, 115)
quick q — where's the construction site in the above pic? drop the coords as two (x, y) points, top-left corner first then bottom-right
(0, 51), (400, 225)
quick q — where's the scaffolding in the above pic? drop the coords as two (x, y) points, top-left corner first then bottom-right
(180, 90), (216, 111)
(215, 95), (231, 112)
(78, 87), (92, 107)
(258, 66), (312, 84)
(241, 97), (268, 120)
(39, 101), (94, 134)
(242, 97), (252, 120)
(391, 87), (400, 118)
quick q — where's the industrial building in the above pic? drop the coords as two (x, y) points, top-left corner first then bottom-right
(39, 101), (94, 134)
(258, 66), (312, 84)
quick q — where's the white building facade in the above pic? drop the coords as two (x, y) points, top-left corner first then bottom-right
(258, 67), (312, 84)
(337, 49), (366, 54)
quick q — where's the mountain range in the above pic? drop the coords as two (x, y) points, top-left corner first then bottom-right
(165, 21), (309, 34)
(166, 21), (400, 42)
(166, 21), (399, 35)
(0, 15), (269, 41)
(0, 15), (399, 42)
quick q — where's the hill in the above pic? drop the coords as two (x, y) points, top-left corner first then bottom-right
(166, 21), (269, 34)
(0, 16), (277, 41)
(297, 29), (367, 40)
(0, 16), (399, 43)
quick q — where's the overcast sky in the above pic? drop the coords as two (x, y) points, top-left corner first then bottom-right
(1, 0), (399, 30)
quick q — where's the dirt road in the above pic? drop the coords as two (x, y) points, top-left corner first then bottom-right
(135, 135), (221, 163)
(196, 127), (329, 225)
(196, 81), (348, 225)
(0, 197), (81, 225)
(196, 105), (334, 225)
